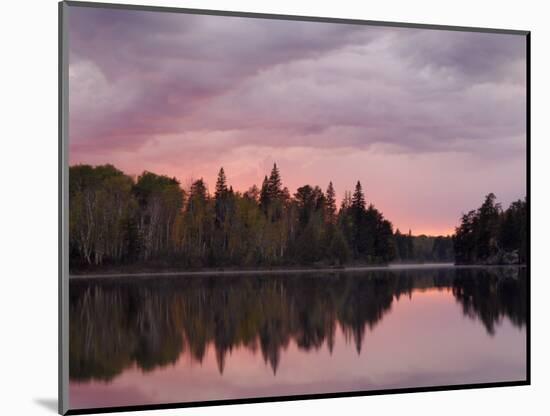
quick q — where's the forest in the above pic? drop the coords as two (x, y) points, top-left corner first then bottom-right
(69, 163), (454, 272)
(453, 193), (527, 265)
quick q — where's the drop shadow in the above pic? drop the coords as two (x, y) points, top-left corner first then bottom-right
(34, 398), (58, 413)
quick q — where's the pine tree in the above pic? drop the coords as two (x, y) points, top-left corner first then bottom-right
(326, 182), (337, 223)
(214, 168), (229, 228)
(352, 181), (366, 211)
(268, 163), (282, 199)
(349, 181), (368, 259)
(215, 167), (228, 199)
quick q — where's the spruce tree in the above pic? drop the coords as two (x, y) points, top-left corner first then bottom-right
(268, 163), (282, 199)
(215, 167), (228, 199)
(350, 181), (367, 258)
(326, 182), (337, 223)
(352, 181), (366, 211)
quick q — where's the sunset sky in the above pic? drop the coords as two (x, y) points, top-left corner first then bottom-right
(67, 5), (527, 236)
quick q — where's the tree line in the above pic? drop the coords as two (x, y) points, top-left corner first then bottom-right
(69, 163), (457, 271)
(71, 163), (452, 271)
(69, 165), (527, 270)
(394, 231), (454, 263)
(453, 193), (527, 265)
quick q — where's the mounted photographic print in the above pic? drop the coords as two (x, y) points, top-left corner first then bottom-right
(58, 1), (530, 414)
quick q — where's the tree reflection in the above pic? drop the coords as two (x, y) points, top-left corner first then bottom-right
(69, 267), (526, 382)
(451, 267), (527, 334)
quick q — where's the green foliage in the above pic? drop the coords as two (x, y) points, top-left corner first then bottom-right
(133, 172), (185, 260)
(432, 236), (455, 261)
(69, 164), (137, 266)
(351, 181), (366, 211)
(327, 227), (350, 265)
(454, 194), (527, 264)
(69, 164), (526, 271)
(393, 233), (454, 263)
(325, 182), (337, 224)
(394, 229), (414, 261)
(69, 163), (408, 271)
(499, 199), (528, 262)
(339, 181), (396, 263)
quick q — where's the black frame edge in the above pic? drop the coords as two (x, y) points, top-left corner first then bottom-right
(525, 31), (531, 387)
(66, 380), (530, 415)
(58, 2), (63, 414)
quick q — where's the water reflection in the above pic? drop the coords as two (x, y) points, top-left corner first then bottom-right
(69, 267), (526, 387)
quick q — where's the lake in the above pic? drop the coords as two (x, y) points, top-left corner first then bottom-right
(68, 266), (527, 410)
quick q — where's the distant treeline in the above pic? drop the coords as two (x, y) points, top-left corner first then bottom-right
(454, 193), (527, 265)
(69, 164), (453, 271)
(394, 231), (454, 264)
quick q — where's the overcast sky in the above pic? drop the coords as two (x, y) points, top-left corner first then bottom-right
(68, 6), (527, 235)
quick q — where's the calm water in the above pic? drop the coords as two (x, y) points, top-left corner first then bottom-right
(69, 266), (527, 410)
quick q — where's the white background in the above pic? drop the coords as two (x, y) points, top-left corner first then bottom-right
(1, 0), (548, 415)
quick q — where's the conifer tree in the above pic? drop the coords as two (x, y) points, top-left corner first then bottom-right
(215, 167), (227, 199)
(268, 163), (282, 199)
(214, 168), (229, 226)
(352, 181), (366, 211)
(326, 182), (337, 223)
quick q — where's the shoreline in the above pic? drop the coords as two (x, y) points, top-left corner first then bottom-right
(69, 263), (526, 279)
